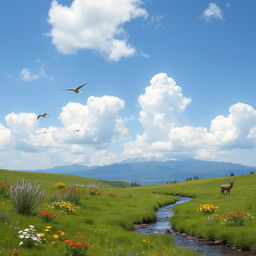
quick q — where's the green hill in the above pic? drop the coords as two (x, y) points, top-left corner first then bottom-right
(1, 169), (256, 256)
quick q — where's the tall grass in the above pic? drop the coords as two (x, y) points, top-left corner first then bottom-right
(10, 179), (45, 214)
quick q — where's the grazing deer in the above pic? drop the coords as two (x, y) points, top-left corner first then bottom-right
(220, 180), (234, 195)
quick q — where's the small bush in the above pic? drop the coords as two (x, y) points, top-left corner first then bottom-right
(18, 225), (42, 248)
(64, 237), (89, 256)
(197, 204), (219, 214)
(87, 184), (100, 195)
(37, 210), (58, 222)
(221, 211), (248, 226)
(50, 201), (77, 214)
(61, 186), (83, 205)
(10, 180), (45, 214)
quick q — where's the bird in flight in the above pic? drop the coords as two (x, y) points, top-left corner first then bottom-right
(74, 129), (80, 132)
(37, 113), (49, 120)
(63, 82), (88, 93)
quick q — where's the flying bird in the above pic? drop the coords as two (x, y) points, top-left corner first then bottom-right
(63, 83), (88, 94)
(37, 113), (49, 120)
(74, 129), (80, 132)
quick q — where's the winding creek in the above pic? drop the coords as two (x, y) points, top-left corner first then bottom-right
(135, 197), (256, 256)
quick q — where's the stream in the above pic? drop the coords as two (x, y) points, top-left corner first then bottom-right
(135, 196), (256, 256)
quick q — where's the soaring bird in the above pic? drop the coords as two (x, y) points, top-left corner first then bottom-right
(74, 129), (80, 132)
(37, 113), (49, 120)
(64, 83), (88, 93)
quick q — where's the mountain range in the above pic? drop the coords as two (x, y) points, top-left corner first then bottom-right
(23, 159), (256, 185)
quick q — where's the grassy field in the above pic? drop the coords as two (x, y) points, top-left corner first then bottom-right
(1, 169), (256, 256)
(137, 174), (256, 251)
(0, 169), (198, 256)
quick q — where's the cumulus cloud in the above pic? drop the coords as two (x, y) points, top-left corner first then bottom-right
(0, 95), (128, 168)
(124, 74), (256, 163)
(202, 3), (223, 21)
(56, 96), (128, 145)
(138, 73), (191, 141)
(0, 124), (12, 150)
(48, 0), (147, 61)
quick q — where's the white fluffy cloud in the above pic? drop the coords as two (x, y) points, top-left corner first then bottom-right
(138, 73), (191, 141)
(1, 73), (256, 169)
(56, 96), (128, 145)
(0, 95), (128, 168)
(202, 3), (223, 21)
(48, 0), (147, 61)
(124, 74), (256, 162)
(0, 124), (12, 150)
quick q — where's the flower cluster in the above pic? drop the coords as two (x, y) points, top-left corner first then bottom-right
(197, 204), (219, 214)
(107, 192), (117, 197)
(221, 211), (247, 226)
(18, 225), (42, 248)
(87, 184), (100, 195)
(50, 201), (77, 214)
(61, 187), (84, 205)
(37, 210), (57, 222)
(40, 226), (67, 245)
(55, 182), (66, 189)
(64, 237), (89, 256)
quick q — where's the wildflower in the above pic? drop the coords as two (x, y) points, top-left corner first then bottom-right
(221, 211), (248, 226)
(55, 182), (66, 189)
(37, 210), (57, 222)
(197, 204), (219, 214)
(53, 235), (59, 239)
(18, 226), (42, 248)
(64, 236), (89, 255)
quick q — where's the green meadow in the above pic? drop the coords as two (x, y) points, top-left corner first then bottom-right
(0, 169), (256, 256)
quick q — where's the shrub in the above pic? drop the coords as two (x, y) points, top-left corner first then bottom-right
(37, 210), (57, 222)
(197, 204), (218, 214)
(10, 180), (45, 214)
(87, 184), (100, 195)
(222, 211), (247, 226)
(64, 237), (89, 256)
(50, 201), (77, 214)
(61, 186), (83, 205)
(18, 225), (42, 248)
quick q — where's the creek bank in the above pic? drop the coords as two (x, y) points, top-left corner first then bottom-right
(172, 230), (254, 253)
(135, 196), (256, 256)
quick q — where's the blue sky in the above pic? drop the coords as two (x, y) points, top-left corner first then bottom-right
(1, 0), (256, 169)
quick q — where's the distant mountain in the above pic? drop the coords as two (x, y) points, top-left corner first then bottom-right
(27, 159), (256, 185)
(67, 159), (256, 185)
(29, 164), (96, 174)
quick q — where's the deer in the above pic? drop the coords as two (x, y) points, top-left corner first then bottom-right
(220, 180), (234, 195)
